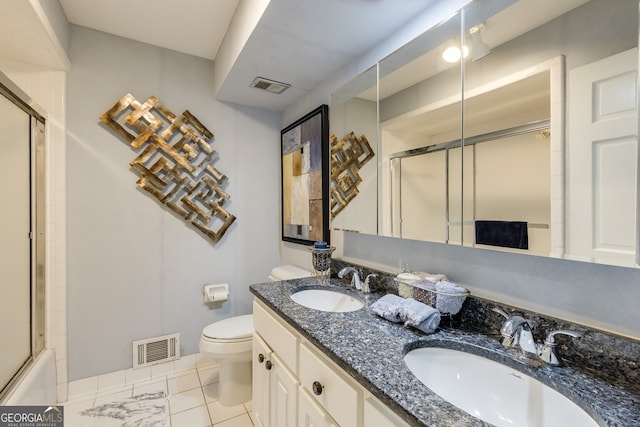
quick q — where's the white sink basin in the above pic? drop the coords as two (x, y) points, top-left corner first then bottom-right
(290, 288), (364, 312)
(404, 347), (598, 427)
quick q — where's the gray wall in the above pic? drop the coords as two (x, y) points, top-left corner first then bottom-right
(344, 233), (640, 340)
(67, 26), (282, 380)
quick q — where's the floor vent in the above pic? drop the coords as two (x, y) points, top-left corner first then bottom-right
(133, 333), (180, 369)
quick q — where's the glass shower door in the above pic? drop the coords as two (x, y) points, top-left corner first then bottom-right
(0, 92), (33, 394)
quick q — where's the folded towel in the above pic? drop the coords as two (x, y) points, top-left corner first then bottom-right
(398, 298), (441, 334)
(370, 294), (404, 323)
(413, 272), (448, 282)
(435, 281), (468, 315)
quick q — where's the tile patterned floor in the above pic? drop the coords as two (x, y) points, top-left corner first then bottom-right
(61, 358), (255, 427)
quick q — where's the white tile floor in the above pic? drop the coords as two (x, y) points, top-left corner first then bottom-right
(61, 356), (255, 427)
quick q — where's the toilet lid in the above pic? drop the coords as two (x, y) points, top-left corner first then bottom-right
(203, 314), (253, 341)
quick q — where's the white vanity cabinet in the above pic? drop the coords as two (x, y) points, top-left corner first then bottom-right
(252, 299), (410, 427)
(252, 303), (299, 427)
(252, 333), (299, 427)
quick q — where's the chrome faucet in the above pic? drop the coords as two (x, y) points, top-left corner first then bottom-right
(492, 308), (537, 354)
(338, 267), (361, 291)
(493, 307), (583, 365)
(538, 329), (583, 366)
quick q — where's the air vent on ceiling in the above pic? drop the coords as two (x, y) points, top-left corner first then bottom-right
(133, 333), (180, 369)
(250, 77), (291, 94)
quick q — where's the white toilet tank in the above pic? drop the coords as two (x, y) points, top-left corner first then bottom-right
(269, 265), (312, 281)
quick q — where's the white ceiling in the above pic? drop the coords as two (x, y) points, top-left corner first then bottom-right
(56, 0), (437, 111)
(59, 0), (240, 61)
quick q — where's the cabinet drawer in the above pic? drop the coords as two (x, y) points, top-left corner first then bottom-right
(253, 300), (298, 373)
(299, 342), (360, 427)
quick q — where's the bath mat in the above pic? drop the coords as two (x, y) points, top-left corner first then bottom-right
(79, 391), (168, 427)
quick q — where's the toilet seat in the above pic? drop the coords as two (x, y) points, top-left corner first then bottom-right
(202, 314), (253, 342)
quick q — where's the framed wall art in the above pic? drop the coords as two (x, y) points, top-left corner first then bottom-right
(281, 105), (330, 245)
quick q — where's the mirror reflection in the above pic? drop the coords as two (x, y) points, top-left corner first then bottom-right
(330, 0), (638, 268)
(330, 65), (379, 235)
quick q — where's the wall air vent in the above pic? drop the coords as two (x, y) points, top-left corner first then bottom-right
(133, 333), (180, 369)
(250, 77), (291, 94)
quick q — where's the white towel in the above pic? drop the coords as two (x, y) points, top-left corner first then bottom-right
(435, 281), (467, 315)
(370, 294), (404, 323)
(398, 298), (441, 334)
(414, 271), (448, 282)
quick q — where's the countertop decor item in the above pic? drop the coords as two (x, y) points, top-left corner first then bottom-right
(309, 243), (335, 282)
(281, 105), (330, 246)
(100, 93), (235, 243)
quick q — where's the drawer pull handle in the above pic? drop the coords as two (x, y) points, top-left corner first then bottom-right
(258, 353), (265, 363)
(312, 381), (324, 395)
(265, 360), (272, 370)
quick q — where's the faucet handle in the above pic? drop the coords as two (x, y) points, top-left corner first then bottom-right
(362, 274), (378, 293)
(538, 329), (583, 366)
(543, 329), (583, 346)
(492, 307), (510, 319)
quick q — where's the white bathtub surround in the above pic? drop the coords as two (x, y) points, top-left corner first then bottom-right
(62, 353), (254, 426)
(3, 349), (57, 405)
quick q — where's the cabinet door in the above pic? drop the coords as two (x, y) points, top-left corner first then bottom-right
(269, 353), (299, 427)
(568, 48), (638, 264)
(253, 333), (272, 427)
(364, 394), (410, 427)
(298, 387), (338, 427)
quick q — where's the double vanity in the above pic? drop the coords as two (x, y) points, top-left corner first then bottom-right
(250, 273), (640, 426)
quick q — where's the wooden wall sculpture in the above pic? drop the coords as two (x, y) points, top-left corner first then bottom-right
(329, 131), (374, 219)
(100, 93), (235, 243)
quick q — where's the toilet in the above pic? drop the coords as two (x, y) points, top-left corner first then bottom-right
(199, 265), (311, 406)
(268, 264), (313, 281)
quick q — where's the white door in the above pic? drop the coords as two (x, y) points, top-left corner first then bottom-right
(0, 94), (32, 392)
(568, 48), (638, 265)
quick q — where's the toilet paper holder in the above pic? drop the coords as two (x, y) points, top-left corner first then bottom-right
(203, 283), (229, 303)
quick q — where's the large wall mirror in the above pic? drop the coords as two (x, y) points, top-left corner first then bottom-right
(330, 0), (639, 268)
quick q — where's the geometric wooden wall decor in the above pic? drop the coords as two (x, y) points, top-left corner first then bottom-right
(100, 93), (236, 243)
(329, 131), (374, 219)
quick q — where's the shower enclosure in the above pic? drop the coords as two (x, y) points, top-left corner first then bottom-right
(0, 72), (46, 401)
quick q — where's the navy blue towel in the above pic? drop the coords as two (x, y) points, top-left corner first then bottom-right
(475, 220), (528, 250)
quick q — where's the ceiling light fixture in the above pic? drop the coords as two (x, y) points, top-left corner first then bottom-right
(250, 77), (291, 94)
(442, 44), (469, 63)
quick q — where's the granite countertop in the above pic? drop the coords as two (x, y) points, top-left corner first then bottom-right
(250, 277), (640, 427)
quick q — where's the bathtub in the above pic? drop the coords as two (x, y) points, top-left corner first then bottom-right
(3, 349), (57, 405)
